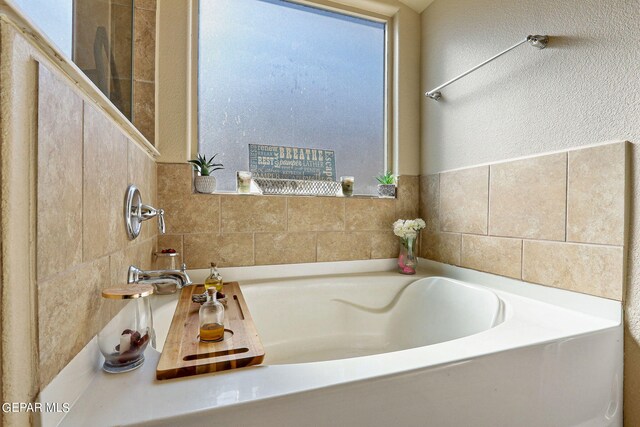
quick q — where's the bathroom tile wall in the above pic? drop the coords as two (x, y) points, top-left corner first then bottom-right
(36, 64), (158, 388)
(157, 164), (420, 268)
(419, 141), (628, 300)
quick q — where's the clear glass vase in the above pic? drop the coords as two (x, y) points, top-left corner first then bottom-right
(398, 234), (417, 275)
(98, 286), (155, 373)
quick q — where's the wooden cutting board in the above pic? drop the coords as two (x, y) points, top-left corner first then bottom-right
(156, 282), (265, 380)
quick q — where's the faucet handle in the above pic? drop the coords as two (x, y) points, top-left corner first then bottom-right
(127, 265), (142, 284)
(157, 209), (165, 234)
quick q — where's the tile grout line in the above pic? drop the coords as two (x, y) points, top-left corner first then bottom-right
(437, 173), (442, 234)
(315, 231), (318, 262)
(486, 166), (491, 236)
(218, 194), (222, 234)
(564, 152), (569, 242)
(520, 239), (524, 280)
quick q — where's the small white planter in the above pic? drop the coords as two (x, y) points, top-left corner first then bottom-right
(377, 184), (396, 198)
(194, 175), (217, 194)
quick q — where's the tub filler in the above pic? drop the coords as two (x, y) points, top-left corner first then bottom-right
(43, 259), (622, 427)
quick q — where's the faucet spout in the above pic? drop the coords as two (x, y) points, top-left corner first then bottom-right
(128, 264), (193, 292)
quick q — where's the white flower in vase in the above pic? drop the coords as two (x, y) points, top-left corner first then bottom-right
(393, 218), (426, 275)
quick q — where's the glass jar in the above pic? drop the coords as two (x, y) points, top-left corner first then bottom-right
(340, 176), (354, 197)
(98, 285), (155, 373)
(199, 288), (225, 342)
(154, 251), (178, 270)
(237, 171), (252, 194)
(203, 262), (223, 293)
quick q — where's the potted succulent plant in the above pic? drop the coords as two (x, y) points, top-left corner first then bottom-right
(375, 171), (396, 198)
(189, 154), (224, 194)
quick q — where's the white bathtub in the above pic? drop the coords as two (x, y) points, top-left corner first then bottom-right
(43, 259), (622, 427)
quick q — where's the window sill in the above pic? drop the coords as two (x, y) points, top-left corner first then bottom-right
(192, 190), (396, 200)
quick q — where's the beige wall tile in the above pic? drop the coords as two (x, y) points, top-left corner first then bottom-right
(133, 7), (156, 82)
(420, 174), (440, 233)
(38, 257), (110, 387)
(109, 237), (156, 287)
(83, 103), (129, 260)
(156, 234), (183, 267)
(317, 232), (371, 262)
(255, 233), (316, 265)
(440, 166), (488, 234)
(287, 197), (344, 231)
(421, 231), (461, 265)
(160, 193), (220, 234)
(157, 164), (219, 234)
(133, 80), (155, 142)
(396, 175), (420, 219)
(221, 195), (286, 233)
(490, 153), (567, 241)
(371, 231), (400, 259)
(461, 234), (522, 279)
(158, 163), (192, 197)
(37, 65), (84, 279)
(183, 233), (254, 268)
(135, 0), (156, 10)
(128, 141), (157, 242)
(567, 142), (626, 246)
(345, 198), (396, 231)
(522, 240), (624, 300)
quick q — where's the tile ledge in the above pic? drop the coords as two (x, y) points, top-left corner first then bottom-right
(197, 191), (396, 200)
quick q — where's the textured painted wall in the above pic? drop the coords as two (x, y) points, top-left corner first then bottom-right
(421, 0), (640, 174)
(421, 0), (640, 424)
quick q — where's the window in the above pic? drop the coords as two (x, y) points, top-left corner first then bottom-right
(198, 0), (387, 194)
(14, 0), (73, 57)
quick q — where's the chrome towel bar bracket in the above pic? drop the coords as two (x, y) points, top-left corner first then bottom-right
(425, 35), (549, 101)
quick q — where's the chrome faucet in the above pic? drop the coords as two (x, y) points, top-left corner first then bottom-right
(127, 264), (193, 294)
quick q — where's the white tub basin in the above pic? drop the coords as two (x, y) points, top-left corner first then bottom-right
(243, 275), (503, 364)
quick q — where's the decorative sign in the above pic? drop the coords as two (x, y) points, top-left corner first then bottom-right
(249, 144), (336, 181)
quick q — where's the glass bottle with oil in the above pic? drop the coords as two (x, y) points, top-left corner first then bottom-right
(199, 287), (225, 342)
(204, 262), (223, 293)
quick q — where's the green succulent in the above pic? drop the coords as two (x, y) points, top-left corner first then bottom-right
(188, 153), (224, 176)
(375, 171), (396, 185)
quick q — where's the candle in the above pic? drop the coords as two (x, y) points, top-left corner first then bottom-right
(341, 176), (354, 197)
(119, 333), (131, 354)
(237, 171), (252, 194)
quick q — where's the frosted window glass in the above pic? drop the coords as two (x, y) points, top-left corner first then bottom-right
(13, 0), (73, 58)
(198, 0), (386, 194)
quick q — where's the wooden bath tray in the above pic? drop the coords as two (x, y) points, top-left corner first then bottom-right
(156, 282), (264, 380)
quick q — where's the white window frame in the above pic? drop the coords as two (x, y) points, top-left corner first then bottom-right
(189, 0), (395, 184)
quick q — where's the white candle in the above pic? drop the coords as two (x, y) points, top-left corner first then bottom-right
(120, 333), (131, 354)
